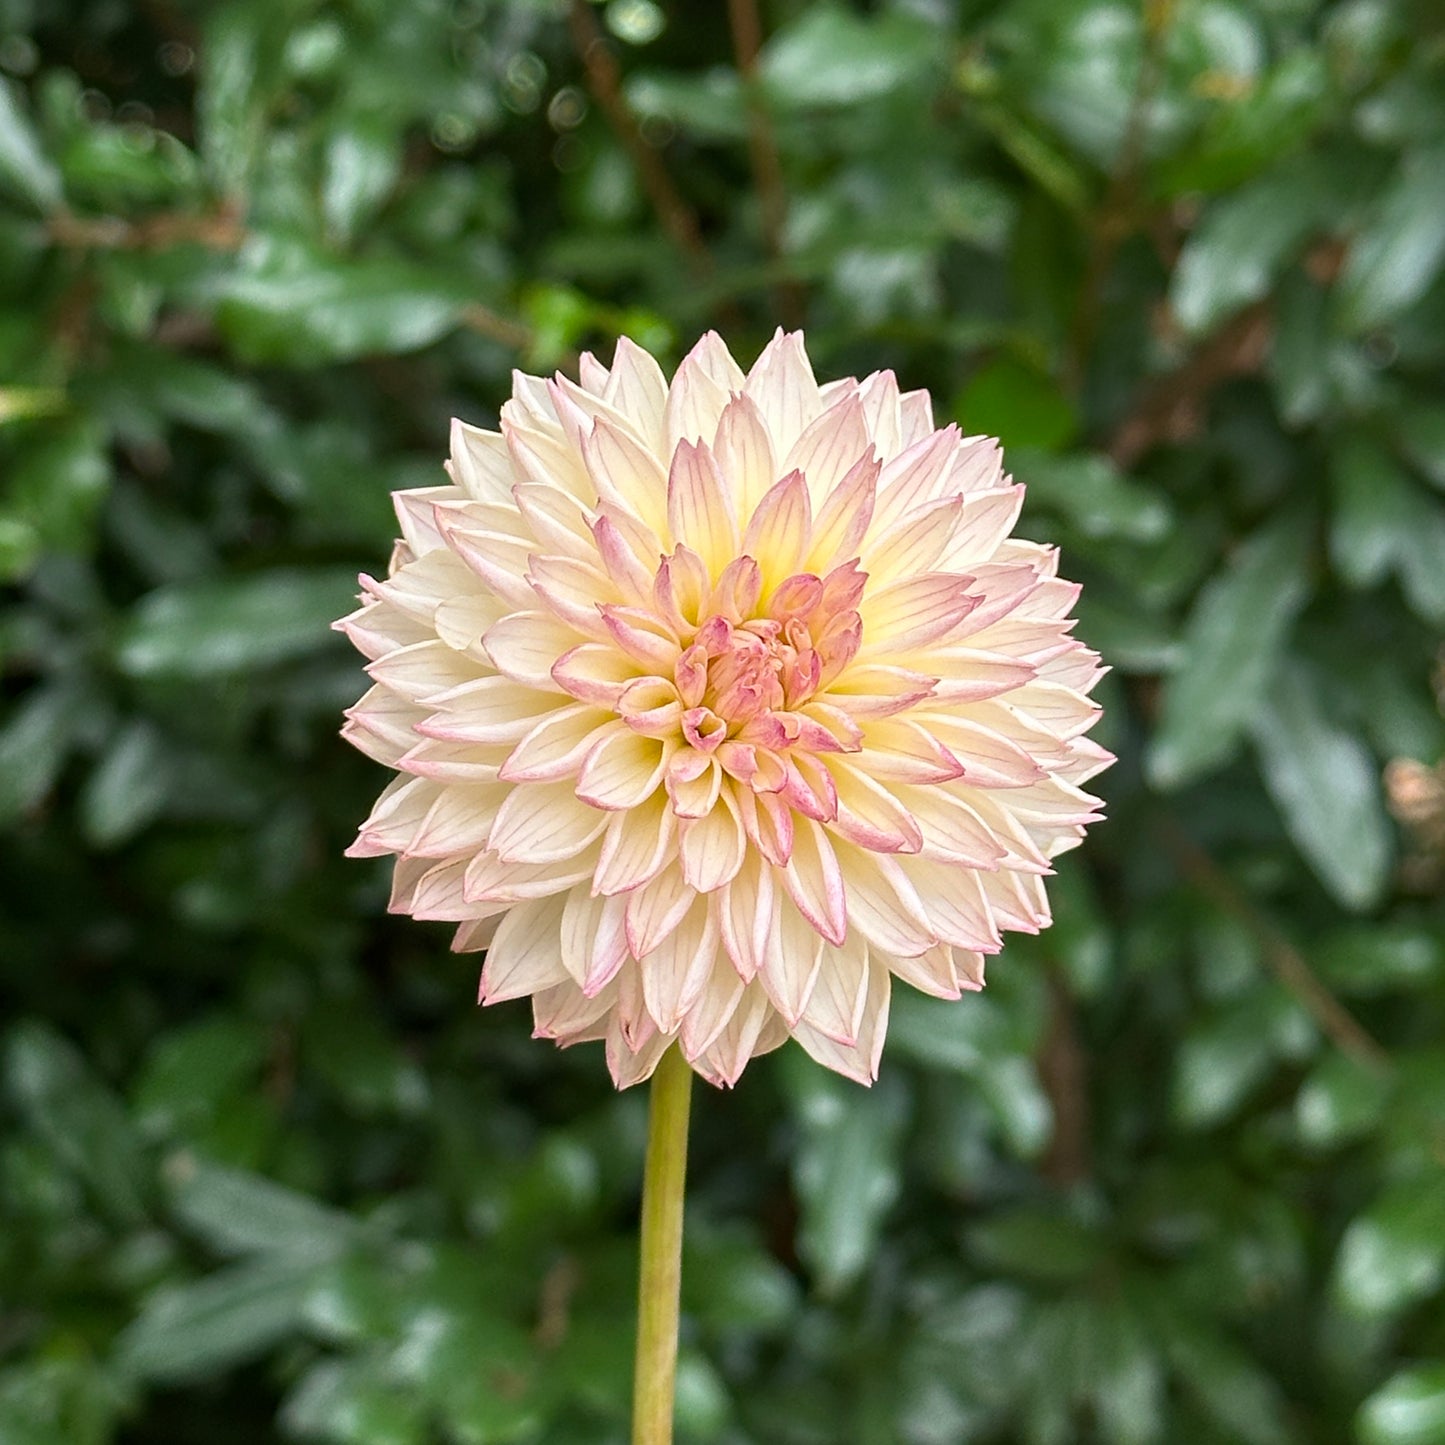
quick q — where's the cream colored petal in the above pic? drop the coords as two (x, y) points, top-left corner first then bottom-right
(561, 886), (631, 994)
(694, 982), (775, 1087)
(624, 860), (694, 957)
(463, 848), (601, 904)
(678, 786), (746, 892)
(870, 425), (960, 533)
(488, 779), (610, 864)
(480, 611), (578, 690)
(900, 858), (1003, 951)
(583, 417), (669, 544)
(798, 928), (869, 1046)
(780, 816), (847, 944)
(603, 336), (669, 455)
(784, 392), (871, 507)
(855, 369), (902, 461)
(500, 707), (619, 783)
(393, 486), (464, 556)
(793, 956), (889, 1084)
(407, 783), (509, 858)
(665, 353), (732, 452)
(890, 785), (1007, 868)
(882, 941), (966, 999)
(745, 329), (822, 458)
(419, 676), (564, 745)
(758, 899), (824, 1026)
(406, 859), (479, 920)
(576, 729), (670, 810)
(858, 572), (981, 652)
(833, 843), (937, 957)
(863, 496), (962, 577)
(805, 453), (879, 574)
(667, 440), (739, 577)
(448, 419), (516, 504)
(606, 1019), (673, 1089)
(594, 794), (676, 895)
(348, 775), (440, 856)
(936, 485), (1026, 570)
(897, 388), (934, 447)
(713, 393), (777, 523)
(640, 901), (718, 1034)
(742, 469), (810, 587)
(366, 640), (486, 703)
(828, 758), (924, 854)
(679, 956), (746, 1061)
(532, 974), (617, 1041)
(718, 852), (775, 983)
(480, 894), (571, 1002)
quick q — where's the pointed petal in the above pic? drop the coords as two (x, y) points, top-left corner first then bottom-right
(640, 903), (719, 1033)
(667, 440), (739, 575)
(594, 793), (677, 894)
(678, 786), (746, 891)
(713, 392), (777, 523)
(479, 894), (570, 1002)
(488, 779), (610, 863)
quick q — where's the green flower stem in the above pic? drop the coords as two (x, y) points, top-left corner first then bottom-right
(632, 1044), (694, 1445)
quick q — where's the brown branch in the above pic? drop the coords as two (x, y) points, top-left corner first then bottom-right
(47, 208), (546, 363)
(1161, 821), (1391, 1073)
(727, 0), (803, 327)
(48, 205), (246, 252)
(459, 302), (538, 354)
(1039, 969), (1091, 1186)
(568, 0), (712, 277)
(1106, 299), (1272, 468)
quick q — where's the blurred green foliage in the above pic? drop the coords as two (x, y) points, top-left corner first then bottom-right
(2, 0), (1444, 1441)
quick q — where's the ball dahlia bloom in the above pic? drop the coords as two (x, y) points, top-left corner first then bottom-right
(339, 331), (1110, 1088)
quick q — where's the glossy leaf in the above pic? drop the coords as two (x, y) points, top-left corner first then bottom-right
(1250, 658), (1392, 910)
(1149, 520), (1311, 789)
(116, 567), (357, 676)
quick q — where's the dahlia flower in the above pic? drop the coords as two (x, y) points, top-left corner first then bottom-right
(339, 331), (1110, 1088)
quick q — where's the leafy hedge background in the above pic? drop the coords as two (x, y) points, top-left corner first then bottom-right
(3, 0), (1445, 1441)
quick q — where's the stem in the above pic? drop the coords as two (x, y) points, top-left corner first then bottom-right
(632, 1044), (694, 1445)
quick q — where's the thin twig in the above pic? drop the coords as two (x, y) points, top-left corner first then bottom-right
(1161, 820), (1391, 1073)
(568, 0), (712, 277)
(460, 302), (538, 354)
(1039, 969), (1091, 1186)
(1106, 300), (1272, 467)
(48, 205), (246, 251)
(726, 0), (803, 327)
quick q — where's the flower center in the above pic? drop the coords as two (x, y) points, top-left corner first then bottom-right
(671, 561), (866, 750)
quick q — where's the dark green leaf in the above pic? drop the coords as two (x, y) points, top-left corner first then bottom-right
(214, 240), (471, 365)
(116, 1260), (319, 1384)
(1172, 160), (1330, 336)
(4, 1020), (151, 1224)
(761, 7), (936, 109)
(1250, 658), (1392, 910)
(786, 1059), (907, 1294)
(166, 1155), (357, 1260)
(116, 566), (357, 676)
(1359, 1366), (1445, 1445)
(1338, 144), (1445, 333)
(0, 77), (62, 211)
(1334, 1179), (1445, 1319)
(79, 721), (172, 847)
(1014, 450), (1171, 541)
(1149, 520), (1311, 788)
(282, 1358), (426, 1445)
